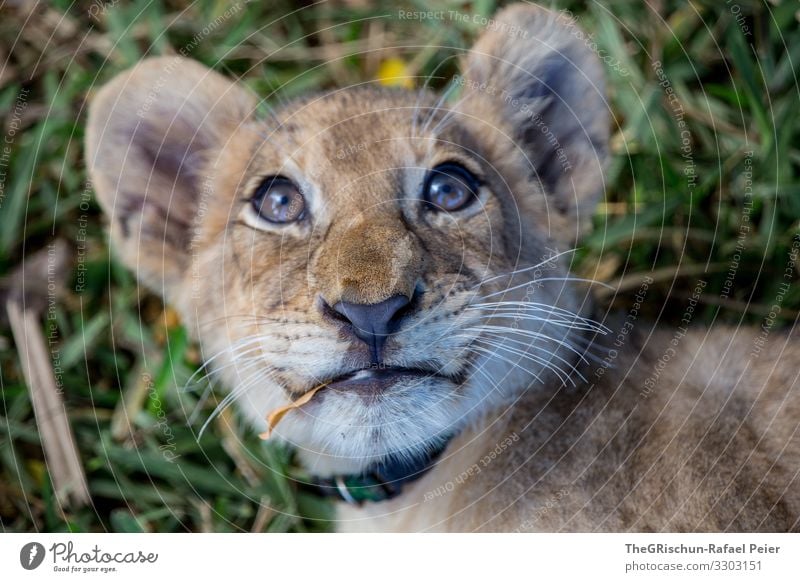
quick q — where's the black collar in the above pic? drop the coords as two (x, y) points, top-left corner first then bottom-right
(302, 436), (453, 505)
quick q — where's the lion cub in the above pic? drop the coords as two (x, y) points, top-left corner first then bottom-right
(86, 4), (799, 531)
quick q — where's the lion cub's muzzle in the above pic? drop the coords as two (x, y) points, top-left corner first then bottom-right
(313, 217), (426, 361)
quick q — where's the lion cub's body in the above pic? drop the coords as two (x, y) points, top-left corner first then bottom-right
(340, 326), (800, 532)
(86, 3), (799, 532)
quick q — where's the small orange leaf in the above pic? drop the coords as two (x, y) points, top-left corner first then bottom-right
(259, 383), (328, 439)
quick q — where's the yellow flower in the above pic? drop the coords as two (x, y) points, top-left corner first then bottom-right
(377, 58), (414, 89)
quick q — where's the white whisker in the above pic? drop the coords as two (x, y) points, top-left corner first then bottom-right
(197, 361), (281, 438)
(472, 335), (576, 386)
(468, 344), (546, 386)
(471, 248), (578, 289)
(479, 276), (615, 301)
(469, 312), (607, 333)
(462, 328), (591, 367)
(473, 335), (585, 384)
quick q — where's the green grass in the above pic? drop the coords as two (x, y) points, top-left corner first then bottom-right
(1, 0), (798, 532)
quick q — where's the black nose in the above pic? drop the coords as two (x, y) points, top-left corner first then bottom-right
(331, 295), (410, 363)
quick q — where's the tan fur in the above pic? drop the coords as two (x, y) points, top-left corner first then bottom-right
(86, 4), (799, 531)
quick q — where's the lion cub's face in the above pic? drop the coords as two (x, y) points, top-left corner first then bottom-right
(87, 4), (609, 474)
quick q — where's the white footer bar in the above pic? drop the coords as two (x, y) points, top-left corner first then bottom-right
(1, 533), (798, 581)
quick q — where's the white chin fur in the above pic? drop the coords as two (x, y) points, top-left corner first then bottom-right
(228, 347), (542, 477)
(266, 377), (485, 476)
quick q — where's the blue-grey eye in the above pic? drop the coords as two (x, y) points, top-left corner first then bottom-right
(423, 163), (480, 212)
(251, 176), (305, 223)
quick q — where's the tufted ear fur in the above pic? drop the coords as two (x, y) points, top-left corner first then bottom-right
(85, 57), (256, 298)
(459, 4), (610, 232)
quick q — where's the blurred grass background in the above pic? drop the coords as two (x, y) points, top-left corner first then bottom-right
(0, 0), (798, 532)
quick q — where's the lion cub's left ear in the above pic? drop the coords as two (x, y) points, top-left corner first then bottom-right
(86, 57), (256, 299)
(459, 4), (610, 232)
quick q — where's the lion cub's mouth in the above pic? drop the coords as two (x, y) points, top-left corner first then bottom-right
(263, 366), (454, 438)
(306, 366), (454, 401)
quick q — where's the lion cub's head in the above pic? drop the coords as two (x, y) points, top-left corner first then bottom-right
(86, 4), (609, 475)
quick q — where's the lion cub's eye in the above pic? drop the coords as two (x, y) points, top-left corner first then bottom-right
(423, 163), (480, 212)
(250, 176), (305, 224)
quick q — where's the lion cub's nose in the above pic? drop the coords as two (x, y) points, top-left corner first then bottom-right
(331, 295), (410, 363)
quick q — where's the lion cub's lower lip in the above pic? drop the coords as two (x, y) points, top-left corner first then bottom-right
(324, 368), (436, 396)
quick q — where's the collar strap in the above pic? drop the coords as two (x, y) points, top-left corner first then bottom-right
(303, 436), (452, 505)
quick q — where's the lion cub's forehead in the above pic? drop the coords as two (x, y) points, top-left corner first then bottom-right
(272, 87), (444, 176)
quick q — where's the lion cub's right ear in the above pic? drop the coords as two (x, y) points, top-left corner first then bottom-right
(86, 57), (256, 298)
(457, 4), (609, 236)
